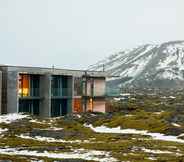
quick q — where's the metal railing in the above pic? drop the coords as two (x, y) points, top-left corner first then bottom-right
(81, 88), (120, 97)
(51, 88), (72, 97)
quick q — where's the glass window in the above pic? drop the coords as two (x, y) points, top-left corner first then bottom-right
(18, 74), (30, 97)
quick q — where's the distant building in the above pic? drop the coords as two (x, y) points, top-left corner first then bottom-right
(0, 65), (107, 117)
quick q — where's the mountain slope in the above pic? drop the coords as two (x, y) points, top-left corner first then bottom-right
(89, 40), (184, 89)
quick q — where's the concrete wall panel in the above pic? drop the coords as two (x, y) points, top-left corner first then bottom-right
(7, 71), (18, 113)
(40, 74), (51, 117)
(94, 79), (106, 96)
(93, 99), (106, 113)
(87, 80), (92, 96)
(0, 71), (2, 114)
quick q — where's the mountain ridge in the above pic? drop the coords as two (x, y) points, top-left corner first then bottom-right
(89, 40), (184, 89)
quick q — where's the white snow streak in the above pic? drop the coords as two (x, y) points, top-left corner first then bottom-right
(171, 123), (181, 127)
(18, 134), (91, 144)
(0, 128), (8, 136)
(141, 147), (182, 156)
(0, 113), (28, 124)
(0, 148), (117, 162)
(85, 124), (184, 144)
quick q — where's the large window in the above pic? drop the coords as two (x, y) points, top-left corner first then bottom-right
(82, 77), (94, 96)
(51, 75), (72, 97)
(87, 98), (93, 112)
(19, 99), (39, 115)
(51, 75), (62, 96)
(19, 74), (30, 97)
(51, 99), (68, 117)
(73, 98), (83, 112)
(18, 74), (40, 97)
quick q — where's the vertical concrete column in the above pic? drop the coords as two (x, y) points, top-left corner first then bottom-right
(7, 71), (18, 113)
(67, 76), (74, 114)
(0, 71), (2, 114)
(71, 76), (75, 114)
(40, 74), (51, 117)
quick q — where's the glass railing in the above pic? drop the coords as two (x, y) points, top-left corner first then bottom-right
(30, 88), (40, 97)
(51, 88), (72, 97)
(18, 88), (40, 97)
(106, 88), (120, 97)
(76, 88), (120, 97)
(81, 90), (105, 97)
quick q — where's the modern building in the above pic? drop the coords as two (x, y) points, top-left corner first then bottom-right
(0, 65), (107, 117)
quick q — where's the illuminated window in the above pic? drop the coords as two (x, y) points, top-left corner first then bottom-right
(88, 98), (93, 111)
(18, 74), (30, 97)
(74, 98), (82, 113)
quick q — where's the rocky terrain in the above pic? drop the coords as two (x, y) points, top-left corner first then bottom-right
(1, 90), (184, 162)
(89, 40), (184, 89)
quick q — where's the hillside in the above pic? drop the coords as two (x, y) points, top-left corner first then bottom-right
(89, 41), (184, 89)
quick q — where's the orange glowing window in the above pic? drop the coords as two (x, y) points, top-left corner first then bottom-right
(74, 98), (82, 113)
(19, 74), (30, 96)
(87, 98), (93, 112)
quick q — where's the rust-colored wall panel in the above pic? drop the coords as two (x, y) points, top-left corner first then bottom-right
(86, 98), (93, 112)
(73, 98), (83, 113)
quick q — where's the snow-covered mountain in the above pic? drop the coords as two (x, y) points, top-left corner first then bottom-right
(89, 40), (184, 89)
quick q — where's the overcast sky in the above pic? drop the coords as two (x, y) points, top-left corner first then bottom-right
(0, 0), (183, 69)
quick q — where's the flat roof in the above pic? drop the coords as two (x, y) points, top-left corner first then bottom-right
(0, 64), (102, 73)
(1, 64), (120, 78)
(0, 64), (119, 77)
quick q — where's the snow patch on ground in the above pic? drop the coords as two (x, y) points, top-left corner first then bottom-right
(18, 134), (92, 144)
(0, 147), (117, 162)
(147, 157), (157, 161)
(0, 128), (8, 136)
(0, 113), (29, 124)
(85, 124), (184, 144)
(132, 147), (182, 156)
(142, 148), (182, 156)
(85, 125), (147, 134)
(142, 148), (173, 154)
(153, 111), (164, 115)
(39, 127), (64, 131)
(125, 114), (134, 117)
(29, 119), (60, 129)
(30, 119), (48, 124)
(171, 123), (181, 127)
(31, 160), (44, 162)
(178, 133), (184, 138)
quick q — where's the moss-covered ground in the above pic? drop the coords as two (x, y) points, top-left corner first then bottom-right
(1, 92), (184, 162)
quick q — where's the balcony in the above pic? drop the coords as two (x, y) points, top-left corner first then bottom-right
(51, 88), (72, 97)
(82, 88), (106, 97)
(18, 74), (40, 98)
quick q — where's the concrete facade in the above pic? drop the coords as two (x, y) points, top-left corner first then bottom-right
(0, 65), (107, 117)
(39, 74), (51, 117)
(0, 71), (2, 114)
